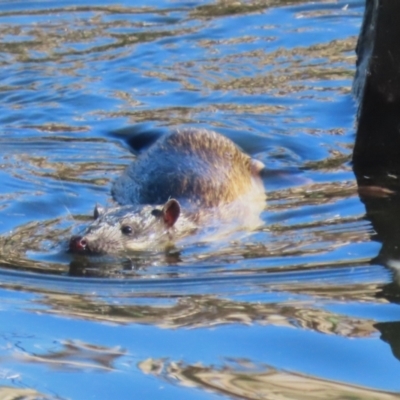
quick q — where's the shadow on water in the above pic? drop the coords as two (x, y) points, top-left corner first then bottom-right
(346, 0), (400, 378)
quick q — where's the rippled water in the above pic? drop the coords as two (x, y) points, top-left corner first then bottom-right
(1, 0), (399, 399)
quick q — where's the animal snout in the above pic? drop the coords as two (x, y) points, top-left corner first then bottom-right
(69, 235), (89, 253)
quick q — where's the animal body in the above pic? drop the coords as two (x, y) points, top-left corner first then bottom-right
(69, 128), (266, 255)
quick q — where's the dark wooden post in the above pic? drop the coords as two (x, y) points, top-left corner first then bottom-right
(353, 0), (400, 176)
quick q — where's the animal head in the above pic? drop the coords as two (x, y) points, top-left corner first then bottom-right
(69, 199), (181, 255)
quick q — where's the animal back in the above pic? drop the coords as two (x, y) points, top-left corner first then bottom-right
(112, 128), (257, 207)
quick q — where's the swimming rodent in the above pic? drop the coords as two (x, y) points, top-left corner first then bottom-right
(69, 128), (266, 255)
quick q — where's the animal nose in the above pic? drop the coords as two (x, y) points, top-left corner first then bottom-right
(69, 235), (88, 253)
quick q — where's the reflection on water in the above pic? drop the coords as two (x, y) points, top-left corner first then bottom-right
(0, 0), (399, 399)
(0, 387), (53, 400)
(19, 340), (125, 371)
(36, 287), (379, 335)
(140, 359), (399, 400)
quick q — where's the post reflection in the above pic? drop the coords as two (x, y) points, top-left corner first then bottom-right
(353, 0), (400, 359)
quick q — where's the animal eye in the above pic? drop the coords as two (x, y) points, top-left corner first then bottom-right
(151, 209), (162, 218)
(121, 225), (133, 235)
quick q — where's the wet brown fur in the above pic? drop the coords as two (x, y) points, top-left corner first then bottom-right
(112, 128), (262, 208)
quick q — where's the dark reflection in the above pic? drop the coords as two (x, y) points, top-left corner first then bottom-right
(138, 358), (397, 399)
(375, 322), (400, 364)
(353, 0), (400, 302)
(68, 250), (182, 277)
(377, 278), (400, 305)
(69, 256), (134, 277)
(356, 182), (400, 260)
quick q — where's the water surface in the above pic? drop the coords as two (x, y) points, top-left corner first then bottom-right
(1, 0), (399, 399)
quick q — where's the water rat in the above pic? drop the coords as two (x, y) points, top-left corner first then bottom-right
(69, 128), (265, 254)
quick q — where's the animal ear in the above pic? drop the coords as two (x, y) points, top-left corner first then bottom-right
(162, 199), (180, 227)
(93, 204), (105, 219)
(250, 158), (264, 175)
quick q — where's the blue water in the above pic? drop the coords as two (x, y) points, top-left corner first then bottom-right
(0, 0), (399, 399)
